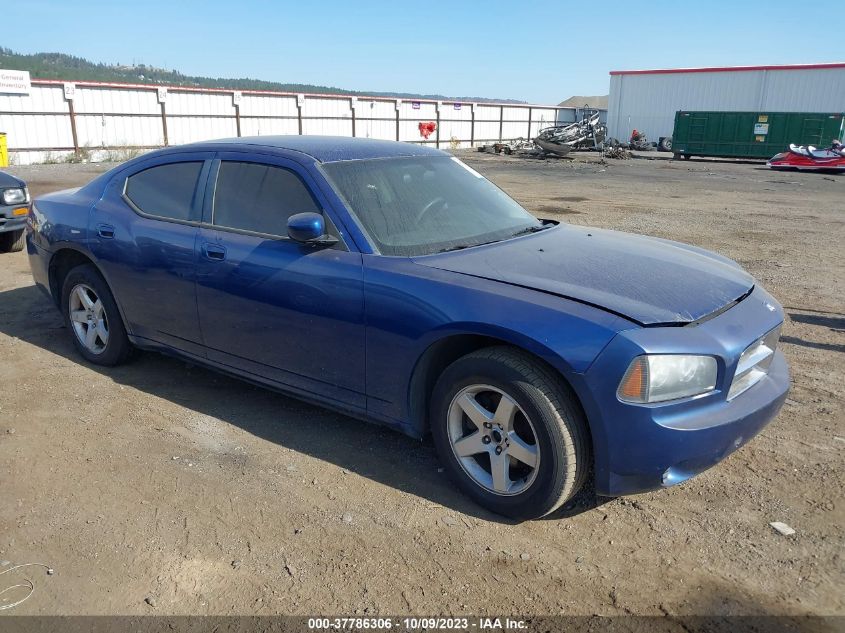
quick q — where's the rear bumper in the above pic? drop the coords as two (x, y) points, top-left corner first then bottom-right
(27, 235), (53, 300)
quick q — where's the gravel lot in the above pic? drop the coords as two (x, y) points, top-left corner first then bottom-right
(0, 152), (842, 620)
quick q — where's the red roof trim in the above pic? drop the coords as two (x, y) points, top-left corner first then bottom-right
(610, 62), (845, 76)
(28, 78), (558, 109)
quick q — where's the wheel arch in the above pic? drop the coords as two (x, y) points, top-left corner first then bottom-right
(407, 326), (592, 443)
(48, 245), (131, 336)
(48, 245), (101, 305)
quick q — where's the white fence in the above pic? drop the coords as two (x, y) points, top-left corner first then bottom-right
(0, 80), (572, 164)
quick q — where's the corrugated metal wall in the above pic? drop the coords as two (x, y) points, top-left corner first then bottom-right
(0, 80), (564, 164)
(607, 66), (845, 142)
(555, 108), (608, 126)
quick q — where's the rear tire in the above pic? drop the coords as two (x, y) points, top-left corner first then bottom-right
(430, 347), (589, 519)
(0, 229), (25, 253)
(658, 136), (672, 152)
(61, 264), (133, 366)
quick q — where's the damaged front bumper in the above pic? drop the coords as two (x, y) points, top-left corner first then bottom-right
(575, 285), (790, 497)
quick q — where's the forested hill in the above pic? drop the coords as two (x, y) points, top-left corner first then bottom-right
(0, 48), (525, 103)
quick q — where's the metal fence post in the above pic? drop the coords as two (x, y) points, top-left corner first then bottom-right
(470, 103), (475, 147)
(350, 97), (357, 138)
(62, 83), (80, 156)
(160, 102), (168, 146)
(296, 94), (304, 135)
(395, 100), (400, 142)
(233, 91), (242, 137)
(499, 105), (504, 141)
(157, 88), (169, 147)
(527, 107), (532, 140)
(435, 102), (441, 149)
(67, 100), (80, 156)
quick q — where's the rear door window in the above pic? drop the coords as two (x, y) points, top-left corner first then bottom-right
(212, 161), (320, 237)
(125, 161), (204, 221)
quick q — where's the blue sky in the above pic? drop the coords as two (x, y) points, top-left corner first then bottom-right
(3, 0), (842, 104)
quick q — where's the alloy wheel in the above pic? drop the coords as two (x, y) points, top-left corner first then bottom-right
(447, 384), (540, 496)
(68, 283), (110, 354)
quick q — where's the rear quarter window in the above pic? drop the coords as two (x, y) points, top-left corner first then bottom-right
(124, 162), (204, 221)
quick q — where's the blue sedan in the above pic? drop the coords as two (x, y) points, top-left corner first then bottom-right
(26, 136), (790, 518)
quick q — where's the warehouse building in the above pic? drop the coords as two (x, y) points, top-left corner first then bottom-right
(607, 62), (845, 143)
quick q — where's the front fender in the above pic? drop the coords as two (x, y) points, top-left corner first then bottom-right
(362, 255), (632, 431)
(419, 321), (586, 376)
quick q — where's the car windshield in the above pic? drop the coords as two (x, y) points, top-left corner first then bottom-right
(321, 155), (543, 256)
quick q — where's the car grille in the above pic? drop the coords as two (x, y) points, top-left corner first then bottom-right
(727, 324), (781, 400)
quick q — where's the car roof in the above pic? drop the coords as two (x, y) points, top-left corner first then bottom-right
(181, 135), (446, 163)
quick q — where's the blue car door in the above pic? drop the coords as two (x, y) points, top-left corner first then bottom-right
(194, 153), (366, 411)
(90, 153), (212, 357)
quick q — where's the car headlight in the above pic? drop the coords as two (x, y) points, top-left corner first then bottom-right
(618, 354), (717, 403)
(2, 187), (29, 205)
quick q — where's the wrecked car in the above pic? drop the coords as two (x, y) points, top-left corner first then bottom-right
(26, 136), (789, 518)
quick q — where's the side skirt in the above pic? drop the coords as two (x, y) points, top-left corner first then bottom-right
(128, 334), (421, 440)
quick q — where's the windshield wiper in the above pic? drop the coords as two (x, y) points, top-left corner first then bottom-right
(436, 225), (552, 253)
(437, 241), (497, 253)
(511, 224), (552, 238)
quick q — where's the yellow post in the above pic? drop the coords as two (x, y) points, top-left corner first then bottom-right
(0, 133), (8, 168)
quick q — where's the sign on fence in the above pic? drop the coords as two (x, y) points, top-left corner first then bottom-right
(0, 70), (31, 95)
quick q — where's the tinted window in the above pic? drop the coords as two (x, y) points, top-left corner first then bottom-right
(213, 162), (320, 236)
(125, 162), (204, 221)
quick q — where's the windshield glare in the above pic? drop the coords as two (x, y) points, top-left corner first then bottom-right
(322, 155), (541, 256)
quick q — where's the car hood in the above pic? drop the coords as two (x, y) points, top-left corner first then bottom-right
(0, 170), (25, 189)
(412, 225), (754, 325)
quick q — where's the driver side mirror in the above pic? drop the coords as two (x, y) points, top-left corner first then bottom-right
(287, 212), (335, 245)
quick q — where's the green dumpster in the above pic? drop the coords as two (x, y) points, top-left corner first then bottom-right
(672, 111), (845, 160)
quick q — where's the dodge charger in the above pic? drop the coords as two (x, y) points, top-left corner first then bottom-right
(26, 137), (790, 518)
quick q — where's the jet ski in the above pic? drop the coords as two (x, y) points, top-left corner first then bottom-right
(768, 141), (845, 171)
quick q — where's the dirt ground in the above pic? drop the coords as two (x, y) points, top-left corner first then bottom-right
(0, 151), (842, 620)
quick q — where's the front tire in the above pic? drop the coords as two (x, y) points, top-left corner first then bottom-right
(0, 229), (25, 253)
(61, 264), (132, 366)
(431, 347), (589, 519)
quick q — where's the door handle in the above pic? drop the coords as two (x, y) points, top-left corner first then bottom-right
(97, 224), (115, 239)
(203, 243), (227, 261)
